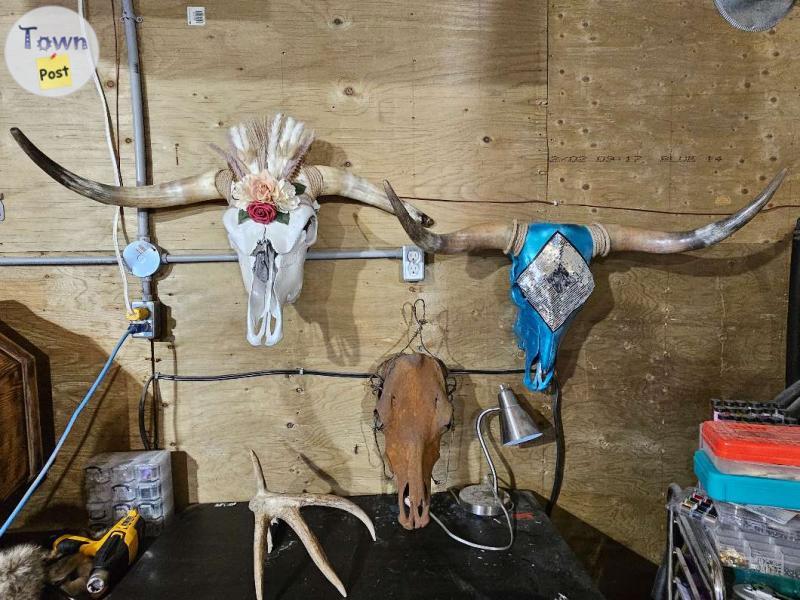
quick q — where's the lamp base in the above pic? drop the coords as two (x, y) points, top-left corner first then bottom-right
(458, 483), (511, 517)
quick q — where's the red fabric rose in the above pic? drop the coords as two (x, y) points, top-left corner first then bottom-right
(247, 201), (277, 224)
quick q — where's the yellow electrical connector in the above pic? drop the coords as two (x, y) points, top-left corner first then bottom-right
(126, 306), (150, 321)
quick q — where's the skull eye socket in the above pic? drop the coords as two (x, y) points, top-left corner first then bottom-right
(434, 394), (453, 433)
(304, 215), (317, 233)
(373, 408), (385, 431)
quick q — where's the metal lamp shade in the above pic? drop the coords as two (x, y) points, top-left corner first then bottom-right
(498, 385), (542, 446)
(714, 0), (794, 32)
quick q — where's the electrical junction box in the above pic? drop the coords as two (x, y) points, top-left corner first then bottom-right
(122, 241), (161, 278)
(131, 300), (160, 340)
(402, 245), (425, 282)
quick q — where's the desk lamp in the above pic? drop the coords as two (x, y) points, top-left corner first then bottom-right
(459, 384), (541, 516)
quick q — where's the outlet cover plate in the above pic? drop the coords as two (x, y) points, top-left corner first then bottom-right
(131, 300), (160, 339)
(402, 245), (425, 282)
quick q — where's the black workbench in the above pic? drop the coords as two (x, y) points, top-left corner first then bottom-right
(110, 491), (604, 599)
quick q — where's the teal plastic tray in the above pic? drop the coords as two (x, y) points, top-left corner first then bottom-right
(694, 450), (800, 510)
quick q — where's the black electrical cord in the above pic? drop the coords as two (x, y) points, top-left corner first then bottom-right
(139, 373), (155, 451)
(157, 369), (374, 382)
(545, 378), (564, 516)
(137, 363), (568, 517)
(786, 218), (800, 387)
(448, 368), (526, 375)
(138, 366), (529, 450)
(138, 368), (375, 449)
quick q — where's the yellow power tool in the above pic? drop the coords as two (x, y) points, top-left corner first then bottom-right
(52, 508), (143, 597)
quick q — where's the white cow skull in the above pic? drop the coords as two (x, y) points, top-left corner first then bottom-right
(223, 199), (318, 346)
(216, 115), (320, 346)
(10, 114), (433, 346)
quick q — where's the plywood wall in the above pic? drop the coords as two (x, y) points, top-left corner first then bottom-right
(1, 0), (796, 574)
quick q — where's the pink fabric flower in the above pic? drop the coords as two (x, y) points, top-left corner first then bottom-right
(244, 171), (277, 204)
(247, 201), (277, 224)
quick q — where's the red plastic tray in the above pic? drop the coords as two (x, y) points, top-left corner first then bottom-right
(701, 421), (800, 466)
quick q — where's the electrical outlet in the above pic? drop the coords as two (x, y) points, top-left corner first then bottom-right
(402, 245), (425, 282)
(131, 300), (160, 339)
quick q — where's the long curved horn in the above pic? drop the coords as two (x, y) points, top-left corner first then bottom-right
(602, 168), (787, 253)
(11, 128), (434, 225)
(10, 128), (225, 208)
(309, 166), (434, 227)
(386, 170), (787, 256)
(384, 181), (513, 252)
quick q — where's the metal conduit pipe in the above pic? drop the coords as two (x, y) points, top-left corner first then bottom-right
(0, 248), (404, 267)
(164, 249), (403, 263)
(121, 0), (152, 300)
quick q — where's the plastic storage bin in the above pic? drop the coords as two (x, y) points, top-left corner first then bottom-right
(695, 450), (800, 510)
(85, 450), (174, 536)
(670, 487), (800, 582)
(700, 421), (800, 481)
(713, 524), (800, 579)
(715, 500), (800, 543)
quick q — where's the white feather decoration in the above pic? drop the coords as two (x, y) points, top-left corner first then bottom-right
(215, 114), (314, 184)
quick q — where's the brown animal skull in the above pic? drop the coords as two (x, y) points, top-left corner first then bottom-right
(375, 353), (452, 530)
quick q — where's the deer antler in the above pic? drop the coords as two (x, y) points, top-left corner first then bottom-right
(247, 450), (376, 599)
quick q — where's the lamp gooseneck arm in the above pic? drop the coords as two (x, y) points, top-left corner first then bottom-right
(476, 407), (502, 496)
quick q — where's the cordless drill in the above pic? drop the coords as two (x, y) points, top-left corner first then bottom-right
(52, 508), (143, 597)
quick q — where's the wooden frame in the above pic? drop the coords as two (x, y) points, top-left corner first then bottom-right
(0, 326), (51, 518)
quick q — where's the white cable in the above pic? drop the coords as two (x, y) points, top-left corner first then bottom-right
(112, 209), (131, 313)
(78, 0), (131, 314)
(427, 493), (515, 552)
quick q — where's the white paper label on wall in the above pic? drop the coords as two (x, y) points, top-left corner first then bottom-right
(4, 6), (99, 97)
(187, 7), (206, 26)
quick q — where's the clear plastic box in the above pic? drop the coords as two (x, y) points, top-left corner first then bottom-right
(713, 527), (800, 579)
(84, 450), (174, 537)
(670, 487), (800, 579)
(700, 421), (800, 481)
(714, 500), (800, 543)
(700, 440), (800, 481)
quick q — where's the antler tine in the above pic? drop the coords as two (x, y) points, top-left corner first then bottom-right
(282, 508), (348, 597)
(306, 165), (434, 227)
(295, 494), (377, 541)
(250, 449), (268, 495)
(252, 514), (270, 600)
(9, 128), (225, 208)
(384, 180), (514, 253)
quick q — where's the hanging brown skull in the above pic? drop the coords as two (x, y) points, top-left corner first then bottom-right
(375, 353), (452, 530)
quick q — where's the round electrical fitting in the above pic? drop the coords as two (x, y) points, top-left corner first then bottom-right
(122, 240), (162, 277)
